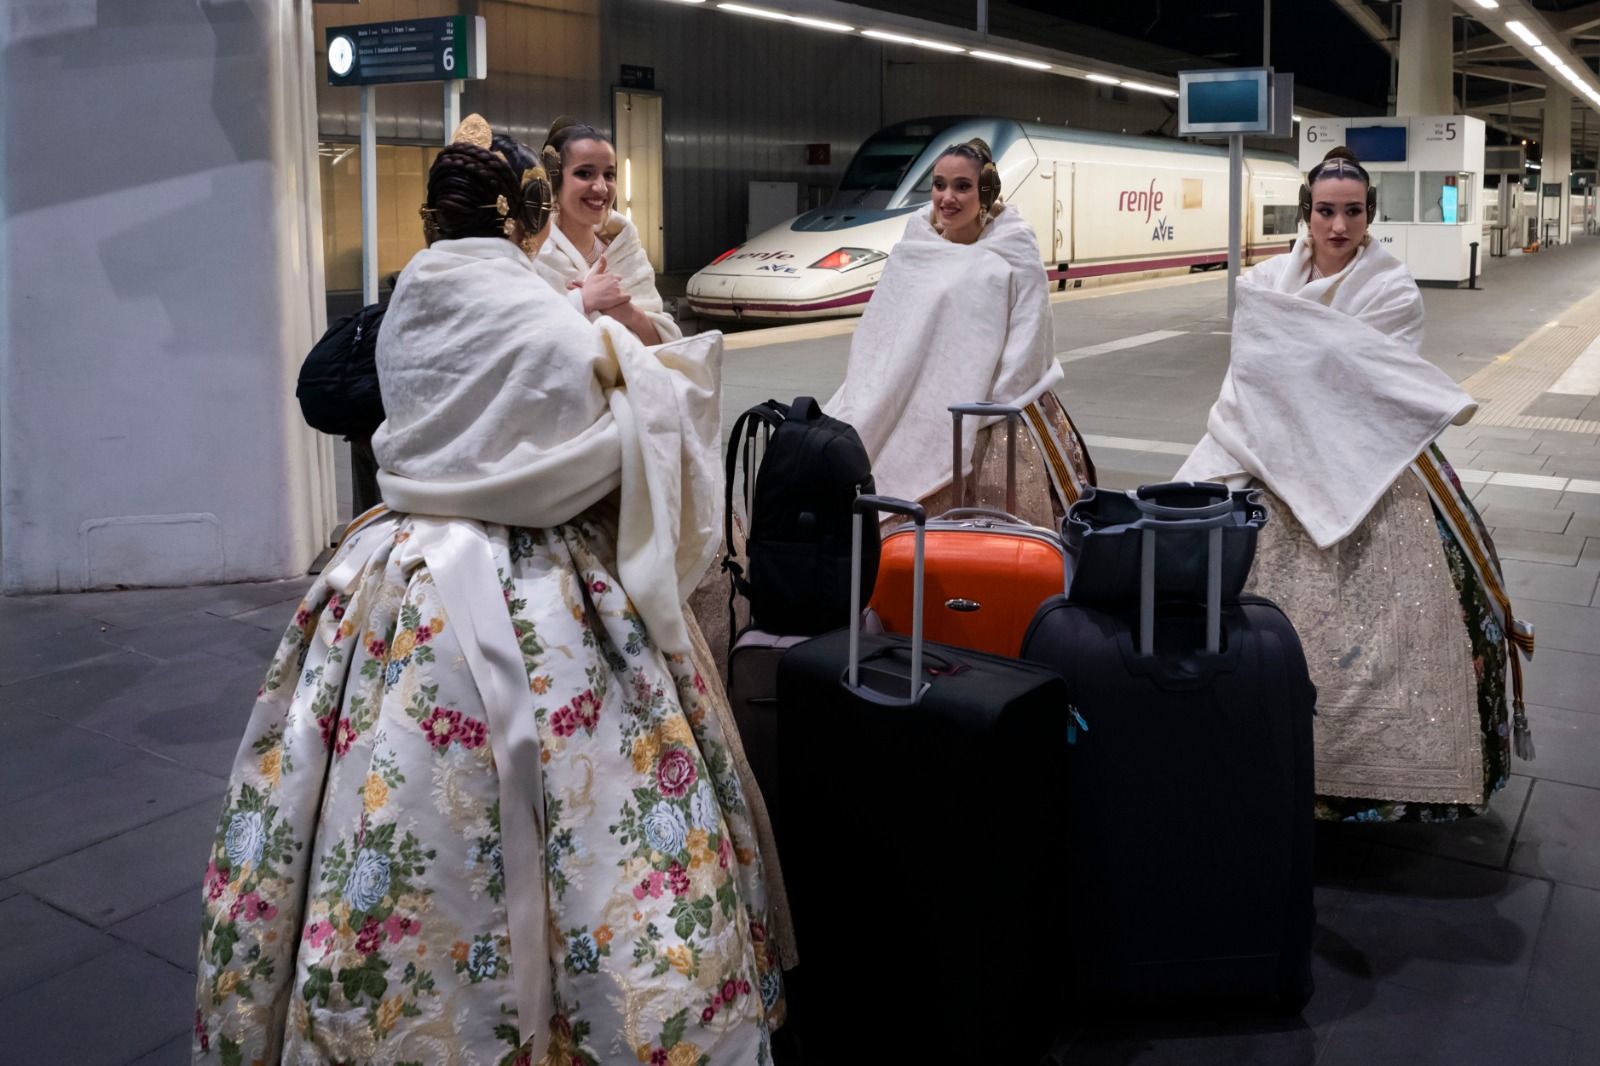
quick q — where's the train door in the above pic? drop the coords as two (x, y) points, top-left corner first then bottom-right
(613, 89), (664, 272)
(1058, 163), (1073, 265)
(1007, 158), (1067, 265)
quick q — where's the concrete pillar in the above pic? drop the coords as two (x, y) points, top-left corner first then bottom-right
(1396, 0), (1455, 116)
(1542, 76), (1574, 244)
(1, 1), (337, 592)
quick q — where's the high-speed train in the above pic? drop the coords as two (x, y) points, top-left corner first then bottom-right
(686, 116), (1304, 321)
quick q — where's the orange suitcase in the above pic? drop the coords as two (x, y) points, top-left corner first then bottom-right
(869, 403), (1066, 657)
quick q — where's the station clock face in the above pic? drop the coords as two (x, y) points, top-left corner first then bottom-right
(329, 35), (355, 77)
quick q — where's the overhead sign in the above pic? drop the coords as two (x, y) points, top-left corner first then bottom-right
(326, 16), (487, 87)
(620, 64), (655, 90)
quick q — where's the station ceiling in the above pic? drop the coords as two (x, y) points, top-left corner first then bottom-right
(850, 0), (1600, 157)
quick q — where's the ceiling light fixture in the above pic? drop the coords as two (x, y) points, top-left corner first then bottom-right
(968, 49), (1052, 71)
(1122, 80), (1179, 96)
(717, 3), (788, 20)
(715, 5), (854, 32)
(1472, 0), (1497, 8)
(1086, 73), (1122, 85)
(1505, 20), (1541, 47)
(862, 29), (966, 53)
(789, 14), (854, 31)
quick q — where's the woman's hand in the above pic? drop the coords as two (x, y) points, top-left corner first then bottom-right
(569, 257), (632, 316)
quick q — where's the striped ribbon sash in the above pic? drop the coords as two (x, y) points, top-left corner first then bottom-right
(1022, 400), (1094, 510)
(1411, 446), (1537, 759)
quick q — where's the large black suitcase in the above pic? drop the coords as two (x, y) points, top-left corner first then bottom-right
(777, 495), (1072, 1061)
(1021, 483), (1317, 1013)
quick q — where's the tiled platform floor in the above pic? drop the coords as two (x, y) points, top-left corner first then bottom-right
(8, 240), (1600, 1063)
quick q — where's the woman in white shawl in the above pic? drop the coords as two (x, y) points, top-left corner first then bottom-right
(825, 138), (1094, 528)
(192, 117), (787, 1065)
(534, 117), (679, 347)
(1177, 146), (1533, 824)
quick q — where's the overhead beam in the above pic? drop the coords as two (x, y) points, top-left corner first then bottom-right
(1460, 64), (1550, 89)
(1549, 1), (1600, 35)
(1328, 0), (1395, 55)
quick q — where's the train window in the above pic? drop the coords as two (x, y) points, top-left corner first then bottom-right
(1369, 172), (1414, 224)
(1261, 204), (1299, 236)
(838, 135), (934, 191)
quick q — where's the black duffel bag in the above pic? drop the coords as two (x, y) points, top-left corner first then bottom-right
(1064, 481), (1268, 606)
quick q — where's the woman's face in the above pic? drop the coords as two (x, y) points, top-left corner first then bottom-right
(558, 137), (617, 229)
(930, 155), (982, 234)
(1307, 174), (1369, 258)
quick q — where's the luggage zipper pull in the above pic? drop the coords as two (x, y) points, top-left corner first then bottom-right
(1067, 705), (1088, 745)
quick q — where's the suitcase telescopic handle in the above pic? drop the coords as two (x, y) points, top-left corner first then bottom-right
(1132, 509), (1233, 657)
(949, 403), (1022, 516)
(852, 495), (926, 703)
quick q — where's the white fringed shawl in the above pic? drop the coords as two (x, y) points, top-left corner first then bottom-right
(372, 237), (721, 654)
(535, 211), (683, 342)
(824, 204), (1062, 504)
(1177, 239), (1475, 548)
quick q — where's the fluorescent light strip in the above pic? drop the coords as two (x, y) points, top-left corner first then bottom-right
(717, 3), (787, 19)
(1086, 73), (1122, 85)
(1472, 0), (1497, 7)
(1122, 80), (1179, 97)
(1506, 20), (1541, 48)
(1293, 113), (1305, 122)
(716, 4), (854, 31)
(790, 14), (854, 31)
(968, 49), (1052, 71)
(862, 29), (966, 53)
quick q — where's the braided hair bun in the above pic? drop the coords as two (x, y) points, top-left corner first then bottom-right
(420, 143), (522, 244)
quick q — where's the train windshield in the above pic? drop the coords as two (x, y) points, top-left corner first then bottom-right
(833, 123), (947, 207)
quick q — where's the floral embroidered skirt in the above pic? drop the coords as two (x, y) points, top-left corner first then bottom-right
(193, 511), (785, 1064)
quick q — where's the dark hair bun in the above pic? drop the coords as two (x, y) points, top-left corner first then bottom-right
(421, 142), (521, 243)
(491, 133), (538, 176)
(1323, 145), (1361, 166)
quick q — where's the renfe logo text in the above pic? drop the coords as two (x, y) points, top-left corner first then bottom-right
(1119, 179), (1165, 223)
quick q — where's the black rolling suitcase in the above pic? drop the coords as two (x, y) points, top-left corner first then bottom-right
(1021, 482), (1317, 1013)
(777, 495), (1073, 1061)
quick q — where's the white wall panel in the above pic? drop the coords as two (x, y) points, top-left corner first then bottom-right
(2, 0), (335, 591)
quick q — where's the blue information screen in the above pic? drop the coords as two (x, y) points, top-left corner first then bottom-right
(1440, 184), (1458, 224)
(1187, 79), (1265, 125)
(1345, 125), (1408, 163)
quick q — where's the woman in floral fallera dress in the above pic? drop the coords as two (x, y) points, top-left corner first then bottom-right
(194, 117), (786, 1065)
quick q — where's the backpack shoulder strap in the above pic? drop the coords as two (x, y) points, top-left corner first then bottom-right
(721, 400), (787, 657)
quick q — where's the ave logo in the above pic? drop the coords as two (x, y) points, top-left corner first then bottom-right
(1151, 216), (1175, 242)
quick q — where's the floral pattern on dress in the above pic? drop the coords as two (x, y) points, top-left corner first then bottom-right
(1313, 475), (1511, 825)
(194, 512), (782, 1065)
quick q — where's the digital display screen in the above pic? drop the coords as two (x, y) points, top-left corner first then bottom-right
(1187, 80), (1265, 125)
(1440, 184), (1458, 224)
(1178, 70), (1271, 134)
(1345, 125), (1408, 163)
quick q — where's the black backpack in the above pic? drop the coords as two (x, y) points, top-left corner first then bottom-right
(296, 301), (387, 439)
(723, 397), (880, 642)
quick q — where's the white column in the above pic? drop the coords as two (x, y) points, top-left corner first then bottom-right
(1542, 66), (1574, 244)
(0, 2), (336, 592)
(1396, 0), (1454, 116)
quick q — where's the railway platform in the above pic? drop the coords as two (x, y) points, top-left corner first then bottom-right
(4, 238), (1600, 1065)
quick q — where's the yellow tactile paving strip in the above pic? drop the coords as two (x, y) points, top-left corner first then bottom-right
(1460, 284), (1600, 434)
